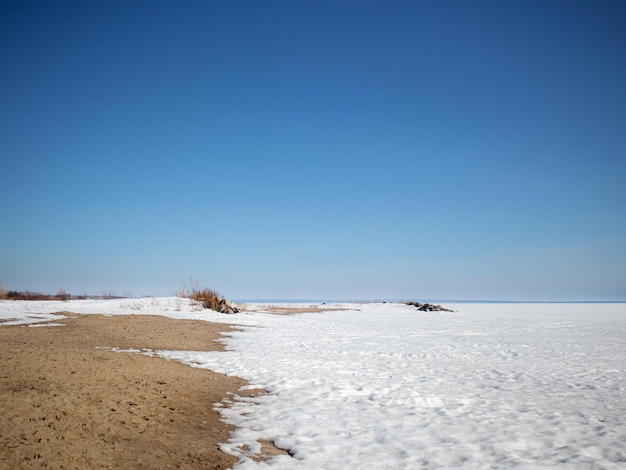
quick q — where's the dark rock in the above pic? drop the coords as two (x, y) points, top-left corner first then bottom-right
(405, 301), (454, 313)
(218, 298), (239, 314)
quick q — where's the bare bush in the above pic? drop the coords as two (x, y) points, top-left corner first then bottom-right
(6, 290), (63, 301)
(102, 290), (119, 300)
(56, 289), (70, 301)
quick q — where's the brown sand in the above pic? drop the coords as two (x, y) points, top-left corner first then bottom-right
(0, 313), (249, 469)
(257, 305), (351, 315)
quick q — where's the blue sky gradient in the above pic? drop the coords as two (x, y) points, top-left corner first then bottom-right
(1, 0), (625, 300)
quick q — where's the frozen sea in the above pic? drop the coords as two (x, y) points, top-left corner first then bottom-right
(1, 299), (625, 469)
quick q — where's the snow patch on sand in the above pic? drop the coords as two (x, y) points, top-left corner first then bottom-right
(2, 299), (625, 469)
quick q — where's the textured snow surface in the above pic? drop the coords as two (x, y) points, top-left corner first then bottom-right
(2, 299), (625, 469)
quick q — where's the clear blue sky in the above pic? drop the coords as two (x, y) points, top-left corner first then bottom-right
(1, 0), (625, 301)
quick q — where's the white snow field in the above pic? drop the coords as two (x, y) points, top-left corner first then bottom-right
(1, 299), (625, 469)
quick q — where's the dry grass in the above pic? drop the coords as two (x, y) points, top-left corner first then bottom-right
(175, 279), (236, 312)
(189, 288), (222, 311)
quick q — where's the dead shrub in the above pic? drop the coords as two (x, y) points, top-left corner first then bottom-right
(175, 278), (238, 313)
(191, 288), (223, 311)
(6, 290), (60, 301)
(56, 289), (70, 301)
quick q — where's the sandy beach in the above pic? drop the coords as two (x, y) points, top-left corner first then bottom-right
(0, 313), (250, 469)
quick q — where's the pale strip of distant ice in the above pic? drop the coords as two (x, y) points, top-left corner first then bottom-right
(1, 299), (625, 469)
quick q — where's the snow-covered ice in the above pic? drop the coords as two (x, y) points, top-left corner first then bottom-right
(2, 298), (625, 469)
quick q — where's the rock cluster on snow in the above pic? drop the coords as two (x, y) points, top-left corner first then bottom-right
(405, 301), (454, 312)
(218, 298), (239, 314)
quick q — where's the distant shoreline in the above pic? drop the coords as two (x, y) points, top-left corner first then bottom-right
(235, 298), (626, 304)
(2, 294), (624, 305)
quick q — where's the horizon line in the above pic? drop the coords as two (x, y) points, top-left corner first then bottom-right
(233, 298), (626, 304)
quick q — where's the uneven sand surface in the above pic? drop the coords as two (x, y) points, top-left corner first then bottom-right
(0, 314), (246, 469)
(256, 305), (351, 315)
